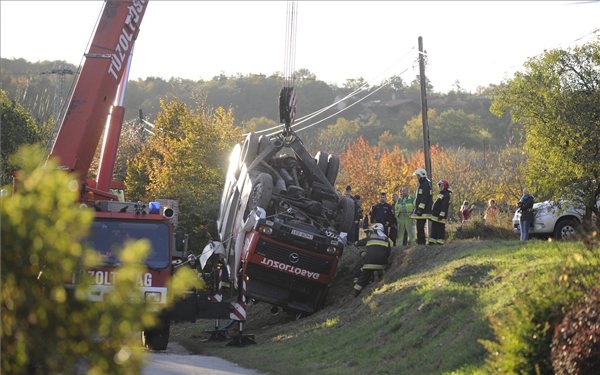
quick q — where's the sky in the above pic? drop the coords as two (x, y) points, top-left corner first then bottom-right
(1, 1), (599, 93)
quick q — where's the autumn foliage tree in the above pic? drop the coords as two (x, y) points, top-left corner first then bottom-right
(338, 136), (524, 222)
(125, 98), (243, 248)
(338, 136), (415, 211)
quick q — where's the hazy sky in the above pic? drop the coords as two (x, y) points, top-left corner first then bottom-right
(1, 1), (598, 93)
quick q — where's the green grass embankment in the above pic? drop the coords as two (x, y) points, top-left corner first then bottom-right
(172, 239), (598, 375)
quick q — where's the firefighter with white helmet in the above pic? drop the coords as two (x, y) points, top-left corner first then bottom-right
(429, 179), (452, 244)
(410, 168), (433, 245)
(352, 223), (392, 297)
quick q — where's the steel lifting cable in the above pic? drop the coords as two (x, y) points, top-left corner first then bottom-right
(283, 1), (298, 88)
(279, 1), (298, 133)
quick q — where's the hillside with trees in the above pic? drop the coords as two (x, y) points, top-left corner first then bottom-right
(2, 34), (599, 239)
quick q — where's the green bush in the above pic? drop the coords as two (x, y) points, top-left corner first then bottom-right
(481, 245), (600, 374)
(1, 145), (199, 375)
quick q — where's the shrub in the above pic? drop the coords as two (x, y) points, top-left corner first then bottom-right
(551, 288), (600, 375)
(1, 145), (199, 375)
(451, 219), (515, 241)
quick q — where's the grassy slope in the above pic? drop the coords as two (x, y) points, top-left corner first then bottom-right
(172, 239), (591, 375)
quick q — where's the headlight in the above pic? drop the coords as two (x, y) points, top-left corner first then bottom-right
(326, 246), (337, 255)
(258, 225), (273, 235)
(144, 291), (162, 303)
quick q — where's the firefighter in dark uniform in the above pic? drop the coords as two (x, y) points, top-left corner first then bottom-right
(352, 223), (392, 297)
(368, 192), (395, 239)
(410, 168), (433, 245)
(429, 179), (451, 244)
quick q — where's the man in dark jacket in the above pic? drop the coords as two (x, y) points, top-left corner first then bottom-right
(410, 168), (433, 245)
(429, 179), (451, 244)
(352, 223), (392, 297)
(368, 192), (395, 239)
(517, 188), (535, 241)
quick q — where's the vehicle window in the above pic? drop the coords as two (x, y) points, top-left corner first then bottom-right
(86, 219), (170, 269)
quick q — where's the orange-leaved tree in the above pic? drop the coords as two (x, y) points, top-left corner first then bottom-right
(338, 136), (412, 212)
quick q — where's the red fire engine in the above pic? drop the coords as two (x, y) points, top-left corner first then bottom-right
(48, 0), (253, 350)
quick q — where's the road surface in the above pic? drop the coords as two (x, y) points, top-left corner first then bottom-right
(143, 343), (266, 375)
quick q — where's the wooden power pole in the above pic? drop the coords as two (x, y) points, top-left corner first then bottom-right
(418, 36), (432, 178)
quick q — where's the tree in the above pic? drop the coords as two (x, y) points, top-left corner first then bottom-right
(338, 136), (412, 210)
(490, 37), (600, 226)
(126, 98), (243, 246)
(1, 145), (199, 375)
(240, 116), (279, 133)
(403, 107), (492, 149)
(0, 89), (40, 185)
(314, 117), (361, 154)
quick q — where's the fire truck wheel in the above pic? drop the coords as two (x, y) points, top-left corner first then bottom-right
(315, 151), (329, 175)
(338, 196), (355, 234)
(325, 154), (340, 185)
(240, 132), (259, 167)
(248, 172), (273, 213)
(141, 320), (170, 351)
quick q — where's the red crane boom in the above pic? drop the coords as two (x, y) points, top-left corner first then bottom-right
(49, 0), (148, 200)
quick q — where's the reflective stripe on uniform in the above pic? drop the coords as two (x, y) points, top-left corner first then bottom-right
(362, 264), (387, 270)
(366, 239), (390, 247)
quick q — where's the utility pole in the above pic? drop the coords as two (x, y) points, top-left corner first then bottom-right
(40, 67), (75, 123)
(418, 36), (432, 178)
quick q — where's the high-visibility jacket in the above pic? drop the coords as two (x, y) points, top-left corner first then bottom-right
(395, 195), (415, 218)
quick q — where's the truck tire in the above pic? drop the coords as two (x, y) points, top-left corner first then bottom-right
(258, 135), (275, 156)
(325, 154), (340, 185)
(554, 218), (579, 241)
(248, 172), (273, 213)
(338, 195), (355, 234)
(315, 151), (329, 175)
(142, 319), (170, 351)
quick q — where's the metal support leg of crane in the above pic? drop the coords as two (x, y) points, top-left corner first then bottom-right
(204, 319), (234, 341)
(226, 321), (256, 347)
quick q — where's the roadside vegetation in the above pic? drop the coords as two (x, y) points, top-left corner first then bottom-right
(0, 147), (200, 375)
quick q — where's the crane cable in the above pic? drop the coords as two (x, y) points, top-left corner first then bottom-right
(283, 1), (298, 89)
(278, 1), (298, 133)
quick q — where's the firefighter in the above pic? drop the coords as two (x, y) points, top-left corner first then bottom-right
(368, 192), (395, 238)
(429, 179), (452, 244)
(352, 223), (392, 297)
(410, 168), (433, 245)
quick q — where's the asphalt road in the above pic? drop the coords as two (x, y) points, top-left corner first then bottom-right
(142, 343), (266, 375)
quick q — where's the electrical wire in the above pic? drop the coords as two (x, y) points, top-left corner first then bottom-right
(254, 48), (416, 137)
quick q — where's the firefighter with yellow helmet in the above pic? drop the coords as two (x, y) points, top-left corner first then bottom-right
(352, 223), (392, 297)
